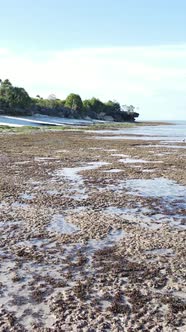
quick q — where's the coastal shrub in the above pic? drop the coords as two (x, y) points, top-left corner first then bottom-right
(0, 79), (31, 109)
(0, 79), (139, 121)
(65, 93), (83, 111)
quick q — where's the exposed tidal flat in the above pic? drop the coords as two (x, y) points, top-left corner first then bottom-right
(0, 122), (186, 331)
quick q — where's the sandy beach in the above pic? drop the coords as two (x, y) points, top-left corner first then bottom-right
(0, 126), (186, 331)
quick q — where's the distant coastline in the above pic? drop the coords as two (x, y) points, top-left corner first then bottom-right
(0, 114), (174, 133)
(0, 79), (139, 123)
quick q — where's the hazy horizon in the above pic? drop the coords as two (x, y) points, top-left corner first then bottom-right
(0, 0), (186, 120)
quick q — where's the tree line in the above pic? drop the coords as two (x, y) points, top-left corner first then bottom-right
(0, 79), (139, 122)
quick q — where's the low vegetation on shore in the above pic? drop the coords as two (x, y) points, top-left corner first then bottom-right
(0, 79), (139, 122)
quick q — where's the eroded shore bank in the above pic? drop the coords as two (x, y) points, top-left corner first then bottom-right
(0, 126), (186, 331)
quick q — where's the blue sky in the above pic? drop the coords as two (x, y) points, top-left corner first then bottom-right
(0, 0), (186, 120)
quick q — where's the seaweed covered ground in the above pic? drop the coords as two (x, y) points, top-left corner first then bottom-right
(0, 128), (186, 331)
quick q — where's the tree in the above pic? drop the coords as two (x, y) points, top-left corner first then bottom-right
(127, 105), (135, 113)
(83, 99), (91, 110)
(0, 79), (12, 97)
(65, 93), (83, 111)
(0, 80), (31, 109)
(5, 87), (31, 108)
(121, 104), (135, 113)
(105, 100), (120, 114)
(1, 79), (12, 87)
(83, 97), (105, 113)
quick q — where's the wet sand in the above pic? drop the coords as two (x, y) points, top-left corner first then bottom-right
(0, 129), (186, 331)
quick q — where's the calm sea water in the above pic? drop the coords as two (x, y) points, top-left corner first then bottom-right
(0, 116), (185, 142)
(124, 121), (186, 141)
(94, 121), (186, 142)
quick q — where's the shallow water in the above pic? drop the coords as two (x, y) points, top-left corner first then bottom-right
(169, 221), (186, 230)
(87, 229), (125, 253)
(20, 193), (34, 200)
(0, 222), (126, 329)
(57, 161), (109, 180)
(55, 161), (109, 199)
(138, 144), (186, 149)
(118, 157), (162, 164)
(103, 169), (123, 173)
(159, 144), (186, 148)
(1, 121), (186, 330)
(0, 252), (58, 329)
(104, 198), (185, 229)
(47, 215), (80, 234)
(94, 135), (186, 144)
(145, 248), (174, 256)
(46, 190), (59, 195)
(11, 202), (29, 208)
(173, 291), (186, 300)
(111, 153), (129, 157)
(125, 178), (186, 199)
(119, 158), (147, 163)
(93, 121), (186, 142)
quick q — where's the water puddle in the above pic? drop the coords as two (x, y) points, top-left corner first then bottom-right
(47, 214), (80, 234)
(93, 135), (164, 141)
(97, 177), (185, 228)
(0, 201), (7, 208)
(46, 190), (59, 195)
(20, 193), (34, 200)
(105, 149), (118, 152)
(103, 169), (123, 173)
(138, 144), (186, 149)
(0, 256), (57, 330)
(93, 134), (186, 143)
(104, 206), (160, 229)
(119, 158), (147, 163)
(15, 238), (50, 248)
(119, 158), (162, 164)
(125, 178), (186, 199)
(15, 161), (30, 165)
(104, 205), (185, 229)
(87, 229), (125, 253)
(11, 202), (29, 208)
(0, 211), (124, 331)
(173, 291), (186, 301)
(88, 148), (117, 152)
(34, 157), (59, 161)
(169, 221), (186, 231)
(55, 161), (110, 199)
(145, 248), (174, 256)
(161, 144), (186, 149)
(56, 161), (109, 180)
(0, 220), (22, 228)
(111, 154), (129, 157)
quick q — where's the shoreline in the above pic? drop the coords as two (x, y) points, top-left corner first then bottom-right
(0, 120), (174, 134)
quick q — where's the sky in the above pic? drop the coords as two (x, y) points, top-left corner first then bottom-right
(0, 0), (186, 120)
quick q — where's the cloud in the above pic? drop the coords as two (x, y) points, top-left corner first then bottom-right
(0, 45), (186, 119)
(0, 48), (10, 56)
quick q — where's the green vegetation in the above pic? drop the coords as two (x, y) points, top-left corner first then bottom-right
(0, 79), (139, 122)
(65, 93), (83, 111)
(0, 79), (32, 114)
